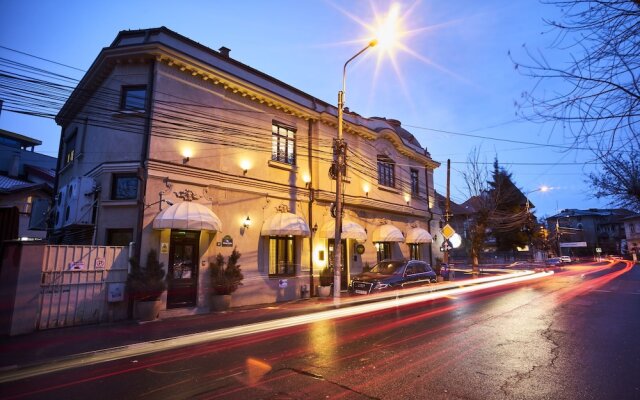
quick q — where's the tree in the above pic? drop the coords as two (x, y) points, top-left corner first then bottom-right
(513, 0), (640, 210)
(461, 150), (530, 272)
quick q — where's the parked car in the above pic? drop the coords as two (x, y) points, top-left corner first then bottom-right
(559, 256), (572, 264)
(544, 257), (563, 270)
(350, 260), (436, 294)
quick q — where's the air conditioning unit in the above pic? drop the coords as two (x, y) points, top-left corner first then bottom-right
(63, 177), (96, 227)
(53, 185), (67, 230)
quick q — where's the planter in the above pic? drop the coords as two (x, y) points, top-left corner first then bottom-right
(210, 294), (232, 311)
(317, 285), (332, 298)
(135, 299), (162, 321)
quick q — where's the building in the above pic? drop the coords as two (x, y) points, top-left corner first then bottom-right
(547, 208), (635, 257)
(0, 129), (56, 242)
(54, 27), (441, 315)
(622, 214), (640, 261)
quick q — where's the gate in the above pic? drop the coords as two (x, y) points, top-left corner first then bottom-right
(38, 245), (129, 329)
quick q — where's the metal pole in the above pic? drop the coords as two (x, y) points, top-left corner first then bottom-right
(333, 41), (376, 298)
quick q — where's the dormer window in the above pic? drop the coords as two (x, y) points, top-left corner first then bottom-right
(377, 155), (395, 188)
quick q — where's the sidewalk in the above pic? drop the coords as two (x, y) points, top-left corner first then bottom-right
(0, 270), (502, 372)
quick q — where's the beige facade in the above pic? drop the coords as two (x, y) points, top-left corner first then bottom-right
(55, 27), (442, 315)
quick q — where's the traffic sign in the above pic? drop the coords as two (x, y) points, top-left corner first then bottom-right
(596, 247), (602, 253)
(441, 224), (455, 240)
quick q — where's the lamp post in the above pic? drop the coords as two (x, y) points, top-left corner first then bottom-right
(523, 186), (549, 261)
(333, 39), (377, 298)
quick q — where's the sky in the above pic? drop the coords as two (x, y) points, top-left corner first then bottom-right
(0, 0), (609, 218)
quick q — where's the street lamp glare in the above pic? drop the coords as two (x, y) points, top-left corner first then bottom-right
(373, 3), (402, 51)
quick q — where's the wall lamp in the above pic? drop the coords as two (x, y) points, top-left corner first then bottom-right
(312, 223), (318, 233)
(243, 216), (251, 229)
(182, 149), (193, 164)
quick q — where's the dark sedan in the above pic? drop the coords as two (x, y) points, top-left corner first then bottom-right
(350, 260), (437, 294)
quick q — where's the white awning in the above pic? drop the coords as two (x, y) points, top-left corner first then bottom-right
(152, 202), (222, 231)
(405, 227), (433, 243)
(318, 219), (367, 242)
(372, 224), (404, 242)
(261, 212), (310, 237)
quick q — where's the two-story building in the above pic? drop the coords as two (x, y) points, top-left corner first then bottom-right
(622, 214), (640, 261)
(54, 27), (441, 316)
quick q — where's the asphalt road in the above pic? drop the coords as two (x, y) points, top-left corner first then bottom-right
(2, 262), (638, 400)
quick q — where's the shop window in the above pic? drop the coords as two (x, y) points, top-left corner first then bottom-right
(377, 156), (395, 188)
(409, 243), (421, 260)
(120, 85), (147, 110)
(106, 229), (133, 246)
(269, 236), (296, 276)
(375, 242), (391, 261)
(271, 122), (296, 165)
(111, 174), (138, 200)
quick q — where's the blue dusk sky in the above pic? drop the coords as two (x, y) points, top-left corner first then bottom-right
(0, 0), (608, 218)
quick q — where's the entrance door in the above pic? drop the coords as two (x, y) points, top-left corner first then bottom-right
(328, 239), (348, 289)
(168, 230), (200, 308)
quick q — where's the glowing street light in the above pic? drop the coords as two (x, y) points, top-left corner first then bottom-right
(333, 5), (402, 298)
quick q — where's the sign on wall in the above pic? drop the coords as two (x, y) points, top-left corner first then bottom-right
(221, 235), (233, 247)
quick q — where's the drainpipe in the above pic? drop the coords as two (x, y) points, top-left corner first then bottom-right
(308, 118), (315, 297)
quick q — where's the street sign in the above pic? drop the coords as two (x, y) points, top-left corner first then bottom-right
(441, 224), (455, 240)
(596, 247), (602, 253)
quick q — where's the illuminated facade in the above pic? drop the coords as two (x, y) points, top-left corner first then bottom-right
(54, 27), (441, 315)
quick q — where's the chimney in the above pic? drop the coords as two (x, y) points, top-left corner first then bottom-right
(218, 46), (231, 58)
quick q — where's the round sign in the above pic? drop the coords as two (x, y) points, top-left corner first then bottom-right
(355, 243), (365, 254)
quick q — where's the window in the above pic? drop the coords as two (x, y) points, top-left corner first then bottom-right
(377, 156), (395, 187)
(120, 85), (147, 110)
(111, 174), (138, 200)
(107, 229), (133, 246)
(64, 129), (77, 166)
(375, 242), (391, 261)
(269, 236), (296, 276)
(410, 169), (419, 197)
(409, 243), (421, 260)
(271, 123), (296, 165)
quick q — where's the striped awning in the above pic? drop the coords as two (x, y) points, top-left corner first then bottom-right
(318, 219), (367, 242)
(372, 224), (404, 242)
(153, 202), (222, 231)
(261, 212), (310, 237)
(405, 227), (433, 243)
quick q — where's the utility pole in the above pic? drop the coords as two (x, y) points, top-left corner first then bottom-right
(443, 159), (452, 265)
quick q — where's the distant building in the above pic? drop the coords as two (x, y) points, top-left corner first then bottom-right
(622, 214), (640, 260)
(547, 208), (635, 257)
(0, 129), (56, 241)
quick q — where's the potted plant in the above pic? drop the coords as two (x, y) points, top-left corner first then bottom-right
(209, 248), (243, 311)
(127, 249), (166, 321)
(317, 266), (333, 297)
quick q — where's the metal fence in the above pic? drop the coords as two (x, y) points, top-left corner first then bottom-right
(38, 245), (129, 329)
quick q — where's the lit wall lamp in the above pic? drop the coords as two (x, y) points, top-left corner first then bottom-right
(182, 148), (193, 164)
(404, 194), (411, 205)
(243, 216), (251, 229)
(363, 183), (370, 197)
(240, 160), (251, 175)
(303, 174), (311, 188)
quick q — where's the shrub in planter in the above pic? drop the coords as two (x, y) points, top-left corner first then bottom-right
(319, 266), (333, 287)
(210, 248), (243, 295)
(127, 249), (166, 301)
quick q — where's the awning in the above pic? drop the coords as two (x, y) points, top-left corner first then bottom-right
(405, 227), (433, 243)
(372, 224), (404, 242)
(261, 212), (310, 237)
(153, 202), (222, 231)
(318, 219), (367, 242)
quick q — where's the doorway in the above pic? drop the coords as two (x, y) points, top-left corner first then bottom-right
(167, 230), (200, 308)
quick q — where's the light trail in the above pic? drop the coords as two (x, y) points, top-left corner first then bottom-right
(0, 270), (550, 384)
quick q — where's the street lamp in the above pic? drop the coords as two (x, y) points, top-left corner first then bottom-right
(332, 5), (404, 298)
(333, 39), (377, 298)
